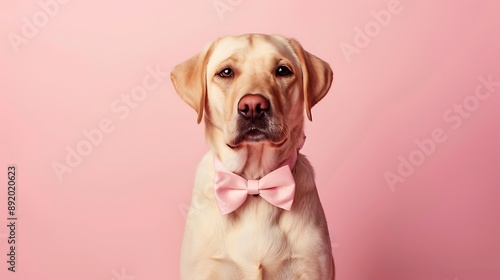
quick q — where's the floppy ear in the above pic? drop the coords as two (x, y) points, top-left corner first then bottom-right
(170, 42), (214, 123)
(288, 39), (333, 121)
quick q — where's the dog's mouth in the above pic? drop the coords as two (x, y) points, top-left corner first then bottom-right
(243, 128), (266, 141)
(226, 127), (286, 149)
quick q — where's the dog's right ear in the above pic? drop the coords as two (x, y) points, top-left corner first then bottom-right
(171, 42), (214, 124)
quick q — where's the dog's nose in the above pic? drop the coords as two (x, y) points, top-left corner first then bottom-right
(237, 94), (270, 119)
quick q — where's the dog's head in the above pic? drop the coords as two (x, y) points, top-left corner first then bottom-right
(171, 34), (332, 150)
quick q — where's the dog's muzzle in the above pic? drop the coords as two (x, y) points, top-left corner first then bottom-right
(234, 94), (274, 143)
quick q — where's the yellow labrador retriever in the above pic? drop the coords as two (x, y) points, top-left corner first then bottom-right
(171, 34), (334, 280)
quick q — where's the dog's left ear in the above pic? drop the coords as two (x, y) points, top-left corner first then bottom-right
(288, 39), (333, 121)
(171, 42), (214, 124)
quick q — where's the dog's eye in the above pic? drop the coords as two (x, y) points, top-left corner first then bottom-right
(276, 66), (292, 76)
(218, 68), (234, 78)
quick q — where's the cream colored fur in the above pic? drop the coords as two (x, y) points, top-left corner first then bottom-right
(171, 34), (334, 280)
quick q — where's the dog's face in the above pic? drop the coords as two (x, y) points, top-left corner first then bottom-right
(205, 35), (305, 148)
(171, 34), (333, 150)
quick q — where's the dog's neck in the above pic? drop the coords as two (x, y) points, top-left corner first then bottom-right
(207, 126), (305, 180)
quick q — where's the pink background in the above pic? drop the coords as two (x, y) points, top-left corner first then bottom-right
(1, 0), (500, 279)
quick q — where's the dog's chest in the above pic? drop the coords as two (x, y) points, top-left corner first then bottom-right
(223, 196), (292, 264)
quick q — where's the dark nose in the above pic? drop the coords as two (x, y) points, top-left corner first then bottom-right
(237, 94), (270, 119)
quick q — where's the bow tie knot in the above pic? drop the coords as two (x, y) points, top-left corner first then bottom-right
(246, 180), (260, 195)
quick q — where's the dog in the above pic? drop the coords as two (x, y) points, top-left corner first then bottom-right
(171, 34), (334, 280)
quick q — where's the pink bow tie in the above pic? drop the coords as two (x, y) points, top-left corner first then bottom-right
(214, 156), (297, 215)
